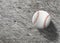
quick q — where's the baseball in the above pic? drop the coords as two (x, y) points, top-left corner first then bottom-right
(32, 10), (51, 29)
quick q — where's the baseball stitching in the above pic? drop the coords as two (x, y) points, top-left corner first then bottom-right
(44, 15), (49, 28)
(34, 11), (39, 24)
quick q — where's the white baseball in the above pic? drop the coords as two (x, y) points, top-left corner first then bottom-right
(32, 10), (51, 29)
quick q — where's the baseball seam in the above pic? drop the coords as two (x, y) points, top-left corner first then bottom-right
(34, 11), (40, 24)
(44, 15), (49, 28)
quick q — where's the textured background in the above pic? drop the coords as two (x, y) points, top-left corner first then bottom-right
(0, 0), (60, 43)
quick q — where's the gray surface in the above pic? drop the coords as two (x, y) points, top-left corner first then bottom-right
(0, 0), (60, 43)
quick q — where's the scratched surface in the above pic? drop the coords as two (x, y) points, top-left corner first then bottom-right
(0, 0), (60, 43)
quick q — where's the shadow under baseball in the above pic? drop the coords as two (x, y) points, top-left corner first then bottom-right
(38, 21), (59, 41)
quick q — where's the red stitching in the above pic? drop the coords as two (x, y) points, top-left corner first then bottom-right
(34, 11), (39, 24)
(44, 15), (49, 28)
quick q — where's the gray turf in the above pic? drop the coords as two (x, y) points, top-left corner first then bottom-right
(0, 0), (60, 43)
